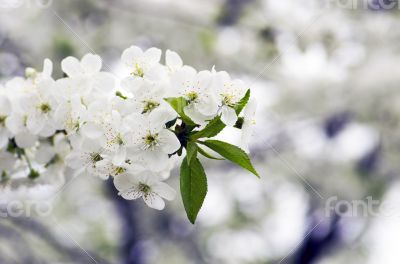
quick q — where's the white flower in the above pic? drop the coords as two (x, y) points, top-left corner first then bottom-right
(171, 67), (219, 124)
(213, 70), (247, 126)
(53, 94), (87, 134)
(94, 155), (145, 180)
(0, 45), (257, 212)
(3, 69), (59, 144)
(74, 101), (131, 166)
(121, 78), (175, 117)
(128, 111), (180, 172)
(121, 46), (165, 80)
(114, 171), (176, 210)
(18, 79), (60, 137)
(100, 110), (132, 166)
(60, 55), (116, 103)
(2, 60), (57, 147)
(3, 79), (37, 148)
(95, 159), (124, 180)
(64, 138), (104, 177)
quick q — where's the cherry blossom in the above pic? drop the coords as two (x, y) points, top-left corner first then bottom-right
(0, 46), (257, 213)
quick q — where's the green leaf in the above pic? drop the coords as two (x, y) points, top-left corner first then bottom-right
(198, 146), (224, 160)
(200, 140), (259, 177)
(180, 157), (208, 224)
(234, 89), (250, 115)
(190, 115), (226, 140)
(165, 97), (196, 126)
(186, 142), (198, 165)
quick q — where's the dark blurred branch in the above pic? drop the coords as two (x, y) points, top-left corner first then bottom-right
(218, 0), (254, 26)
(157, 211), (207, 264)
(106, 179), (146, 264)
(292, 214), (341, 264)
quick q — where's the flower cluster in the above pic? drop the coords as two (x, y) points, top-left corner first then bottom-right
(0, 46), (258, 222)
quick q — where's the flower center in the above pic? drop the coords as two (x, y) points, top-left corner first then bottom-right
(138, 182), (151, 196)
(132, 63), (144, 78)
(142, 100), (160, 114)
(39, 103), (52, 114)
(187, 91), (198, 102)
(221, 93), (235, 106)
(116, 134), (124, 145)
(143, 132), (159, 150)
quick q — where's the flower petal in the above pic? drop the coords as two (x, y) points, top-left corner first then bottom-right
(61, 56), (82, 77)
(112, 148), (126, 166)
(35, 144), (55, 164)
(5, 114), (24, 134)
(93, 72), (115, 93)
(42, 58), (53, 77)
(153, 182), (176, 201)
(113, 174), (135, 192)
(184, 105), (207, 125)
(244, 98), (258, 119)
(143, 193), (165, 210)
(81, 122), (103, 139)
(81, 53), (102, 74)
(15, 132), (37, 148)
(39, 122), (57, 138)
(65, 152), (86, 169)
(121, 190), (143, 200)
(27, 116), (46, 135)
(121, 46), (143, 66)
(94, 159), (112, 180)
(144, 47), (162, 64)
(148, 109), (175, 129)
(166, 50), (183, 69)
(221, 105), (238, 127)
(141, 151), (169, 172)
(159, 130), (180, 154)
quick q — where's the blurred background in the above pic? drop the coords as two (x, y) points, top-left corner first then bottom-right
(1, 0), (400, 263)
